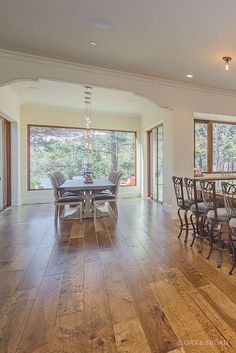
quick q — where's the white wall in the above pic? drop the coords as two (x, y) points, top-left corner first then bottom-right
(2, 51), (236, 213)
(20, 104), (141, 204)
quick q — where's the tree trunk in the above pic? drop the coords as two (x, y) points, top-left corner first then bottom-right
(111, 132), (118, 171)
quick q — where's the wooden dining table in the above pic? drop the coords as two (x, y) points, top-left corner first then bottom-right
(59, 178), (116, 218)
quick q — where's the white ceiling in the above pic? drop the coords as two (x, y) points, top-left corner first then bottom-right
(1, 1), (236, 91)
(9, 79), (148, 114)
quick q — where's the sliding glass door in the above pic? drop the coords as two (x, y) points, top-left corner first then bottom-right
(149, 124), (164, 203)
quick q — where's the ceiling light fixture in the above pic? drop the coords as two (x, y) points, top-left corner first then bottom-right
(84, 85), (93, 153)
(186, 74), (194, 78)
(89, 41), (97, 46)
(223, 56), (232, 71)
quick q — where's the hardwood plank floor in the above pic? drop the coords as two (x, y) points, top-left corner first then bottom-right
(0, 199), (236, 352)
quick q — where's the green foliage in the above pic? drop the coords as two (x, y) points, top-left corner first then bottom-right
(29, 126), (136, 189)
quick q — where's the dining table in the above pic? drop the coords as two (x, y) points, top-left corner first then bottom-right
(59, 178), (116, 218)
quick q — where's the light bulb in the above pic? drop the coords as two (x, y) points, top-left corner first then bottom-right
(225, 63), (229, 71)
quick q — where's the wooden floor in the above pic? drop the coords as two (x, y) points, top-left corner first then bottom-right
(1, 199), (236, 353)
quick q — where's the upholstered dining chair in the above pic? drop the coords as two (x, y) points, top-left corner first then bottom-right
(200, 180), (229, 267)
(93, 172), (123, 220)
(172, 176), (191, 243)
(222, 182), (236, 274)
(49, 173), (83, 223)
(184, 178), (207, 252)
(52, 172), (76, 197)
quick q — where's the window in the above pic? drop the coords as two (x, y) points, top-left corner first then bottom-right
(194, 121), (208, 172)
(28, 125), (136, 190)
(194, 120), (236, 173)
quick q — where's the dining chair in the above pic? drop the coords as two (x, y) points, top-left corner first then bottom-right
(93, 172), (123, 220)
(52, 172), (76, 197)
(48, 173), (83, 223)
(222, 182), (236, 274)
(184, 178), (207, 252)
(172, 176), (191, 243)
(200, 180), (229, 267)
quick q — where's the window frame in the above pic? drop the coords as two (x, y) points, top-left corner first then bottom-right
(27, 124), (137, 191)
(194, 119), (236, 174)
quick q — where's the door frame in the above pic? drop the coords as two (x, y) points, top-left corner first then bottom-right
(0, 117), (11, 209)
(147, 123), (164, 203)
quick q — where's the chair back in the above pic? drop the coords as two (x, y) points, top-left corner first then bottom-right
(53, 171), (65, 186)
(57, 171), (66, 184)
(172, 176), (185, 207)
(222, 182), (236, 218)
(200, 180), (218, 220)
(114, 172), (124, 197)
(48, 173), (60, 201)
(108, 170), (117, 183)
(184, 177), (198, 211)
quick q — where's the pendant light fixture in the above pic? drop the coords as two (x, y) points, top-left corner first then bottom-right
(223, 56), (232, 71)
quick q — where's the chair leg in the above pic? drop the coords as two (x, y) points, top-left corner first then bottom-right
(184, 209), (189, 243)
(79, 202), (83, 221)
(54, 204), (59, 224)
(177, 208), (183, 238)
(206, 223), (214, 260)
(229, 263), (235, 275)
(217, 225), (223, 268)
(114, 202), (118, 219)
(229, 230), (236, 275)
(198, 216), (206, 254)
(94, 202), (96, 220)
(190, 213), (196, 247)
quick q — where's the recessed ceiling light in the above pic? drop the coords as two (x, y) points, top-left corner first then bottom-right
(89, 18), (112, 30)
(186, 74), (194, 78)
(89, 41), (97, 46)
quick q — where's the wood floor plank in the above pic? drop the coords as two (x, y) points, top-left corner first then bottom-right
(0, 298), (34, 353)
(16, 274), (63, 353)
(151, 277), (225, 353)
(1, 199), (236, 353)
(50, 312), (85, 353)
(113, 317), (151, 353)
(57, 292), (83, 316)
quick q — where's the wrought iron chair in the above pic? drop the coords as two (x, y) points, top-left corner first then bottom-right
(172, 176), (192, 243)
(49, 173), (83, 223)
(184, 178), (207, 252)
(222, 182), (236, 275)
(200, 181), (229, 267)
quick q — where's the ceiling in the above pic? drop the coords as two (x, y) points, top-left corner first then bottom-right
(1, 0), (236, 91)
(9, 79), (148, 114)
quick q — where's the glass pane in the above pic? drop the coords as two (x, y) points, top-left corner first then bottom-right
(213, 123), (236, 172)
(151, 129), (158, 201)
(194, 122), (208, 172)
(29, 126), (136, 189)
(157, 125), (163, 203)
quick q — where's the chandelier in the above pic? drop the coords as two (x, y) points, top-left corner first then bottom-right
(84, 85), (93, 151)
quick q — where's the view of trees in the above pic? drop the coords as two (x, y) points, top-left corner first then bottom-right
(29, 126), (136, 189)
(195, 123), (208, 172)
(213, 123), (236, 171)
(195, 121), (236, 173)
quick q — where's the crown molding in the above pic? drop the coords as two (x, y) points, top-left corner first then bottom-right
(1, 49), (236, 97)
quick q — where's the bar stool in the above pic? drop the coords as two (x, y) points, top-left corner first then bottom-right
(222, 182), (236, 275)
(200, 181), (229, 268)
(172, 176), (191, 243)
(184, 178), (207, 253)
